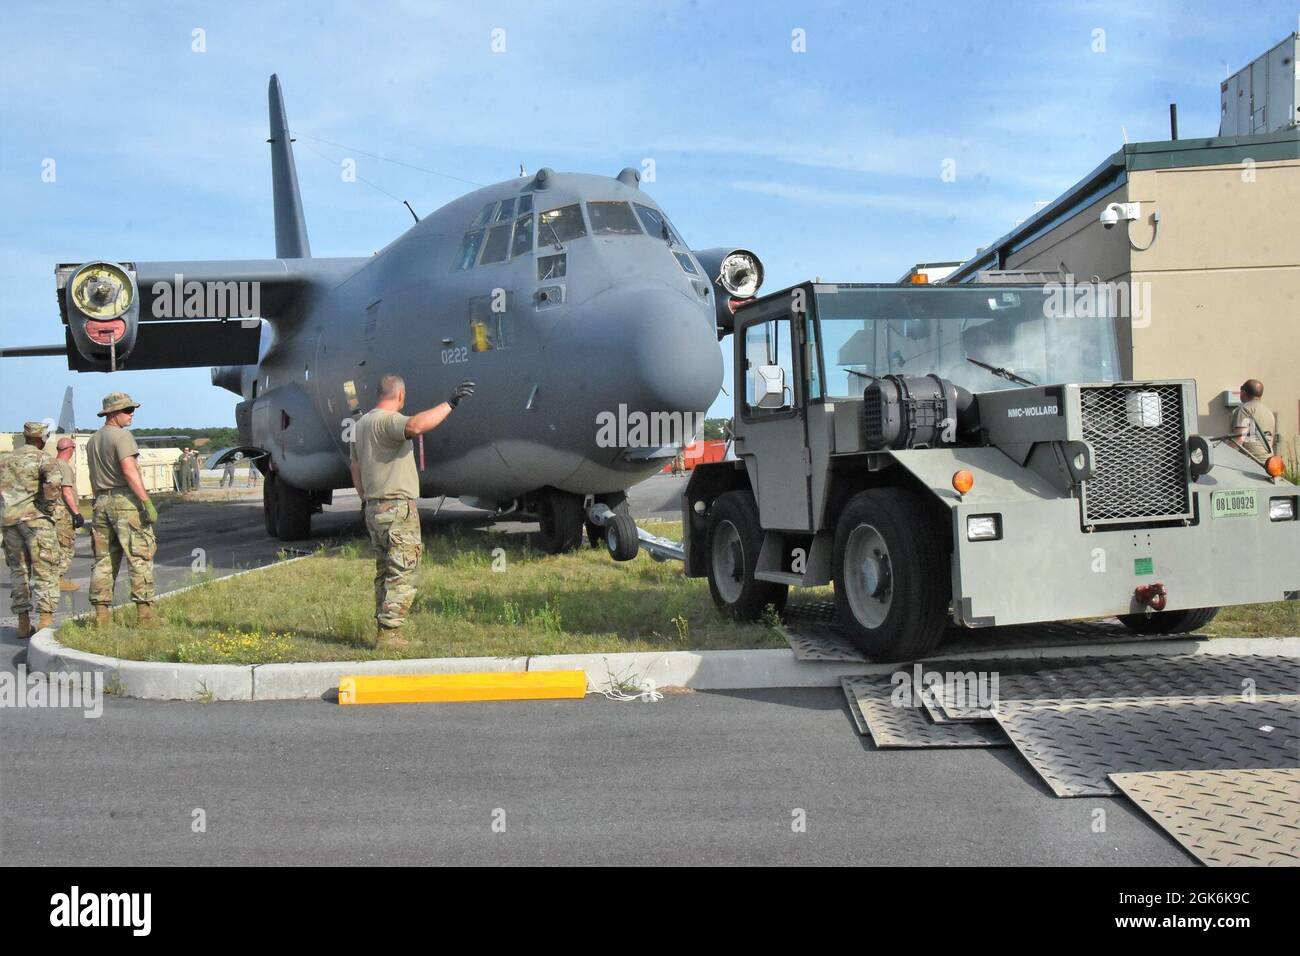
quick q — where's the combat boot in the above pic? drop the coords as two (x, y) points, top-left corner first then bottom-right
(38, 612), (54, 631)
(59, 578), (81, 591)
(94, 605), (112, 627)
(375, 624), (408, 651)
(16, 613), (32, 639)
(137, 603), (158, 627)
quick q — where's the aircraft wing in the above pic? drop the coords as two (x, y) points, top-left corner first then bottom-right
(3, 256), (366, 372)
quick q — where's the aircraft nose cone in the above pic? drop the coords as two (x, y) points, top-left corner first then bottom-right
(620, 287), (723, 413)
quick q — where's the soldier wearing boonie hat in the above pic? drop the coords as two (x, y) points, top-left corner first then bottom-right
(86, 392), (158, 627)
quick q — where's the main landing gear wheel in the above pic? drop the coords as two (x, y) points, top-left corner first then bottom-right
(273, 475), (313, 541)
(833, 488), (947, 661)
(263, 472), (278, 536)
(1119, 606), (1219, 635)
(535, 489), (584, 554)
(705, 490), (787, 621)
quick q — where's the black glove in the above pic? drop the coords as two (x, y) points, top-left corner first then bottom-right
(447, 381), (476, 408)
(72, 513), (85, 530)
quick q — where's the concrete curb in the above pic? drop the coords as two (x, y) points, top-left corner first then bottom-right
(26, 630), (1300, 702)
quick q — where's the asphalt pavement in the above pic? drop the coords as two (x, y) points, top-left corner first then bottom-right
(0, 472), (1191, 865)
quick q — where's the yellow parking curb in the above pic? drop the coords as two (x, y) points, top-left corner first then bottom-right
(338, 670), (587, 705)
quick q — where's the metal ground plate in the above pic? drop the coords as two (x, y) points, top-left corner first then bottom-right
(933, 654), (1300, 721)
(1110, 769), (1300, 866)
(782, 610), (1162, 663)
(995, 695), (1300, 797)
(841, 676), (1008, 748)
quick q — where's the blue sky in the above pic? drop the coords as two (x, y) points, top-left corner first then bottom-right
(1, 0), (1294, 426)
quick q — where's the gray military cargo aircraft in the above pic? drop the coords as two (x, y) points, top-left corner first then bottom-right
(3, 75), (765, 551)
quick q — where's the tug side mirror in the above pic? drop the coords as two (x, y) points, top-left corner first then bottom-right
(755, 365), (787, 409)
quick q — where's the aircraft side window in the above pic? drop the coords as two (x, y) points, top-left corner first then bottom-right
(471, 202), (497, 228)
(469, 292), (511, 352)
(517, 194), (533, 216)
(674, 252), (698, 275)
(633, 203), (683, 245)
(494, 198), (516, 223)
(587, 201), (642, 236)
(454, 229), (486, 271)
(538, 204), (586, 244)
(538, 253), (566, 281)
(511, 213), (534, 258)
(480, 223), (513, 265)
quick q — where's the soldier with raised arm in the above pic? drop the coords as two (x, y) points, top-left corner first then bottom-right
(350, 373), (474, 648)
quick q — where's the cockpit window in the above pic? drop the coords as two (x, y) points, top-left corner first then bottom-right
(479, 222), (513, 265)
(511, 213), (533, 258)
(494, 198), (516, 222)
(587, 201), (643, 236)
(454, 229), (485, 271)
(471, 202), (496, 228)
(517, 194), (533, 216)
(634, 204), (683, 245)
(538, 204), (587, 245)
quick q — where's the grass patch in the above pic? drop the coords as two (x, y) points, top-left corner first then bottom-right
(57, 520), (788, 663)
(1201, 601), (1300, 639)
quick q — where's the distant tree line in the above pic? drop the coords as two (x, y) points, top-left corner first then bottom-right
(132, 426), (240, 449)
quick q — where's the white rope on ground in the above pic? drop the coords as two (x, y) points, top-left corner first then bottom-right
(587, 675), (664, 702)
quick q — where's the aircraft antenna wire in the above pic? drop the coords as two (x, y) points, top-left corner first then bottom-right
(295, 132), (485, 188)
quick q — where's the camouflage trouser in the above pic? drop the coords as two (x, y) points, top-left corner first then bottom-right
(364, 498), (422, 629)
(90, 491), (156, 606)
(3, 517), (60, 615)
(53, 506), (75, 579)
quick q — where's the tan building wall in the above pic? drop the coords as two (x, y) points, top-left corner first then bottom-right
(997, 155), (1300, 447)
(0, 433), (181, 498)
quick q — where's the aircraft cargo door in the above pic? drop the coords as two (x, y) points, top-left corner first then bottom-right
(734, 300), (812, 531)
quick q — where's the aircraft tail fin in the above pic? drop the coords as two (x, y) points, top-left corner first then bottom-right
(268, 74), (311, 259)
(56, 386), (75, 434)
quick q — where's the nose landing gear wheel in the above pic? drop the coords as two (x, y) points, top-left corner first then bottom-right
(833, 488), (946, 661)
(604, 511), (640, 562)
(705, 490), (787, 621)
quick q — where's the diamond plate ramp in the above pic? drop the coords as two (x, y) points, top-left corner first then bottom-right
(783, 611), (1170, 663)
(841, 677), (1007, 748)
(995, 695), (1300, 797)
(1110, 769), (1300, 867)
(934, 654), (1300, 721)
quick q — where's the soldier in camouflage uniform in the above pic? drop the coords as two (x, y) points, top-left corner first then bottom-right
(1, 422), (63, 637)
(87, 392), (158, 627)
(53, 437), (85, 591)
(350, 373), (474, 647)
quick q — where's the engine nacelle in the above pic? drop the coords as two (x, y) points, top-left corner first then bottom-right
(57, 260), (140, 371)
(692, 247), (764, 334)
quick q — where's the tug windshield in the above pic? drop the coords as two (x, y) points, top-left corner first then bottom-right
(811, 284), (1122, 400)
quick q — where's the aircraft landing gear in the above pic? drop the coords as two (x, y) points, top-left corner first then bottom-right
(533, 488), (584, 554)
(264, 472), (313, 541)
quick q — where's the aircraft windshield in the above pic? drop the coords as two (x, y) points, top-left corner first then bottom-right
(587, 201), (643, 235)
(811, 285), (1121, 399)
